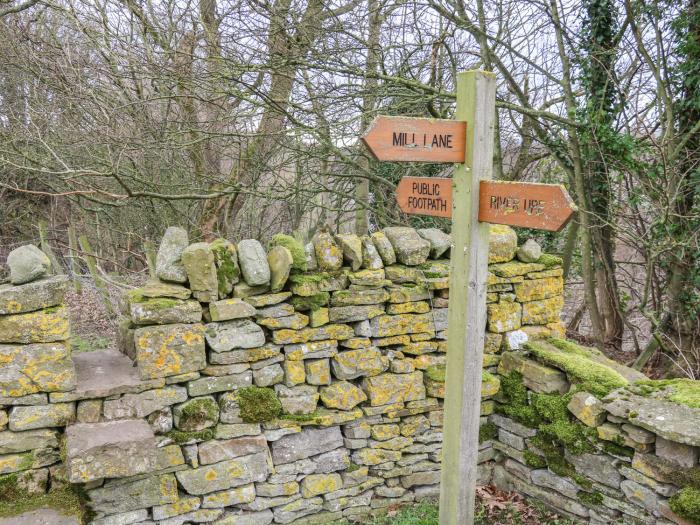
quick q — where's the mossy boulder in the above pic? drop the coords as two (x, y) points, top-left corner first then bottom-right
(210, 238), (241, 298)
(312, 232), (343, 271)
(269, 234), (307, 271)
(669, 486), (700, 524)
(173, 396), (219, 431)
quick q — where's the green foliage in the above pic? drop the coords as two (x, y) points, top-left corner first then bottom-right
(210, 238), (241, 296)
(269, 234), (307, 271)
(670, 486), (700, 524)
(290, 292), (329, 311)
(479, 422), (498, 444)
(237, 386), (282, 423)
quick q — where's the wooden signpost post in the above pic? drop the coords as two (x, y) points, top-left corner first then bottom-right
(362, 70), (575, 525)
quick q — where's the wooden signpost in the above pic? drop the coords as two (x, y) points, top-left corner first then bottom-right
(396, 176), (452, 218)
(362, 116), (466, 162)
(362, 70), (575, 525)
(479, 180), (576, 232)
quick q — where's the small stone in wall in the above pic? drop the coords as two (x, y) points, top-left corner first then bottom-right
(335, 234), (363, 271)
(567, 391), (607, 427)
(182, 242), (219, 302)
(238, 239), (272, 287)
(516, 238), (542, 263)
(488, 224), (518, 263)
(417, 228), (451, 259)
(383, 227), (430, 266)
(319, 381), (367, 410)
(156, 226), (189, 283)
(7, 244), (51, 285)
(268, 245), (293, 293)
(210, 238), (241, 298)
(312, 232), (343, 271)
(361, 236), (384, 270)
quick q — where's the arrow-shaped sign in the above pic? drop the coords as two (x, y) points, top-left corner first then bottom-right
(478, 181), (577, 232)
(362, 116), (466, 162)
(396, 176), (452, 218)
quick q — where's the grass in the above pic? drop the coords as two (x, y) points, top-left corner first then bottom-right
(71, 334), (111, 353)
(333, 499), (578, 525)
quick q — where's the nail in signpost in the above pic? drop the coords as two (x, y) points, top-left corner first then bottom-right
(362, 70), (575, 525)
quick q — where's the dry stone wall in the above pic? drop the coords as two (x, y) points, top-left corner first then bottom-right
(1, 225), (698, 525)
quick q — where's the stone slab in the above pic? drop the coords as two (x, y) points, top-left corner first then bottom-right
(50, 349), (164, 402)
(0, 508), (80, 525)
(65, 419), (157, 483)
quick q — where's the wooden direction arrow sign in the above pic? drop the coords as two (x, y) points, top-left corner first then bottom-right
(362, 116), (466, 162)
(396, 176), (452, 218)
(478, 181), (577, 232)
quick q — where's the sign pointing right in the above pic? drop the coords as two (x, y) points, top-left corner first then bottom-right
(478, 180), (577, 232)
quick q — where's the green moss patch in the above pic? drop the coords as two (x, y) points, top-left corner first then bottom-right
(479, 422), (498, 443)
(670, 486), (700, 524)
(288, 272), (332, 285)
(425, 365), (446, 383)
(525, 340), (627, 397)
(496, 372), (541, 428)
(238, 387), (283, 423)
(536, 253), (563, 268)
(290, 292), (329, 312)
(0, 474), (87, 521)
(166, 428), (216, 444)
(270, 234), (307, 271)
(625, 379), (700, 409)
(210, 238), (241, 296)
(523, 450), (547, 469)
(578, 490), (603, 506)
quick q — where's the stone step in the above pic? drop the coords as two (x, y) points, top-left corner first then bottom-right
(49, 348), (164, 402)
(65, 419), (157, 483)
(0, 507), (80, 525)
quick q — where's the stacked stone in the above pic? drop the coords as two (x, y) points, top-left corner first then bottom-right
(491, 338), (700, 525)
(0, 224), (572, 525)
(0, 245), (76, 497)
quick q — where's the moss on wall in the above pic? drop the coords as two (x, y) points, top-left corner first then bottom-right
(670, 486), (700, 524)
(238, 387), (283, 423)
(269, 234), (307, 271)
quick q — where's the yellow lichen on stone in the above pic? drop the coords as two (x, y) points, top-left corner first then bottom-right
(272, 324), (353, 345)
(399, 342), (438, 355)
(488, 224), (518, 263)
(361, 371), (425, 407)
(309, 308), (329, 328)
(486, 302), (522, 333)
(409, 354), (445, 370)
(370, 314), (434, 338)
(373, 335), (411, 347)
(135, 323), (206, 380)
(0, 306), (70, 344)
(370, 424), (399, 441)
(352, 448), (402, 465)
(514, 276), (564, 302)
(386, 301), (431, 315)
(283, 360), (305, 385)
(490, 261), (545, 278)
(301, 473), (342, 497)
(521, 296), (564, 325)
(319, 381), (367, 410)
(484, 333), (503, 354)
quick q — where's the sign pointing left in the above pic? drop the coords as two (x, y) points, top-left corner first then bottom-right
(362, 116), (466, 163)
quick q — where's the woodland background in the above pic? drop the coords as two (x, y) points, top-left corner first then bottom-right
(0, 0), (698, 376)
